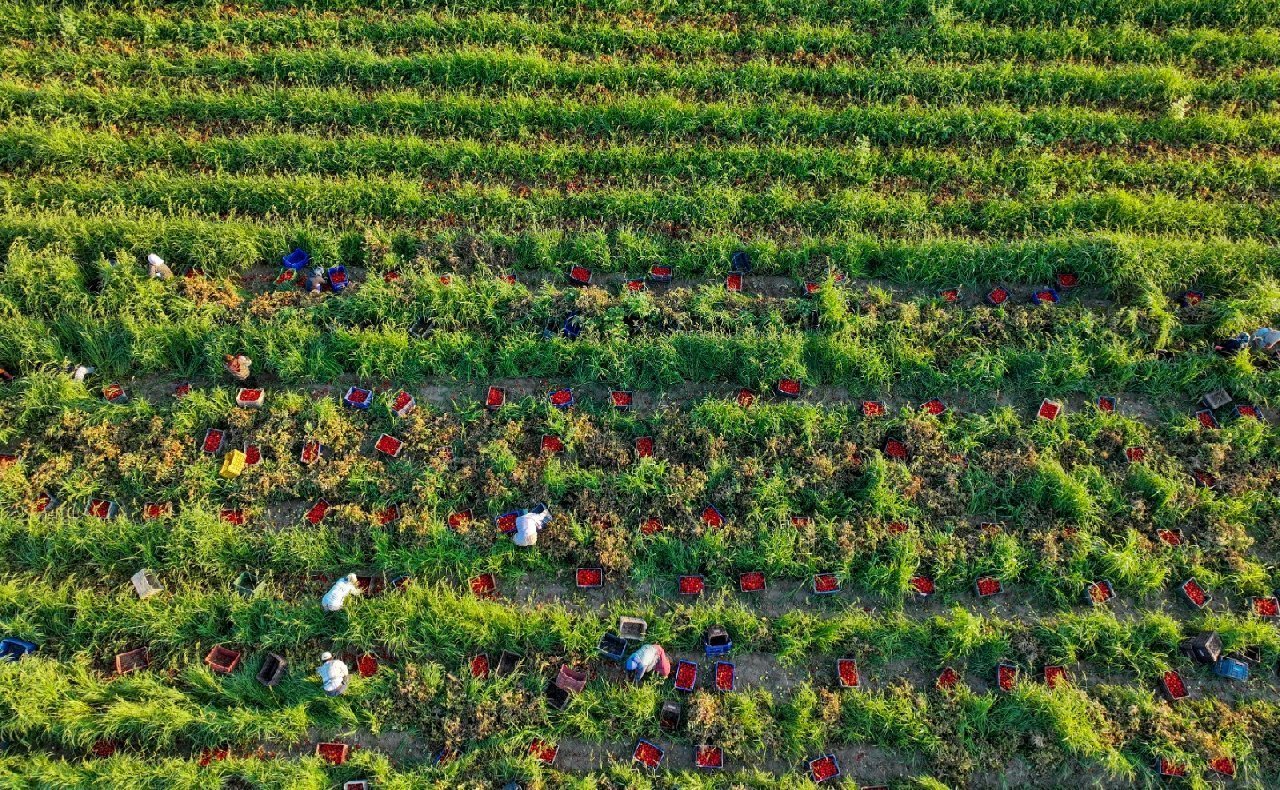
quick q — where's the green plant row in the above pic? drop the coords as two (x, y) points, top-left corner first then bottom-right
(82, 0), (1280, 30)
(9, 47), (1276, 112)
(5, 81), (1280, 150)
(9, 124), (1280, 200)
(0, 372), (1273, 604)
(7, 175), (1280, 243)
(2, 210), (1277, 298)
(4, 8), (1280, 70)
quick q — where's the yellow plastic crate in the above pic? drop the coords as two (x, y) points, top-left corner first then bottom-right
(219, 449), (246, 479)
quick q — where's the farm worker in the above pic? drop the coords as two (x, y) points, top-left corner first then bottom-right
(224, 354), (252, 381)
(1215, 333), (1250, 356)
(1250, 327), (1280, 352)
(316, 652), (350, 696)
(68, 364), (94, 382)
(146, 253), (173, 279)
(625, 643), (671, 683)
(305, 266), (326, 295)
(513, 504), (551, 548)
(321, 573), (362, 612)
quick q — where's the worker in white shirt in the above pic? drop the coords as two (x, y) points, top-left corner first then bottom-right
(1250, 327), (1280, 353)
(321, 573), (362, 612)
(513, 504), (551, 547)
(316, 652), (349, 696)
(625, 643), (671, 683)
(146, 253), (173, 279)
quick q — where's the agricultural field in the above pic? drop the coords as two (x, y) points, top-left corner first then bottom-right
(2, 0), (1280, 787)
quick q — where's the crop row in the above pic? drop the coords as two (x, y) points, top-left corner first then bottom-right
(7, 81), (1280, 150)
(1, 212), (1275, 301)
(0, 569), (1273, 781)
(0, 375), (1272, 597)
(5, 9), (1280, 70)
(10, 125), (1280, 200)
(1, 291), (1269, 397)
(7, 175), (1280, 244)
(87, 0), (1280, 29)
(9, 48), (1280, 113)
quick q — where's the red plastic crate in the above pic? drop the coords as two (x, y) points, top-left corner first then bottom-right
(1155, 757), (1187, 778)
(1037, 399), (1062, 421)
(568, 265), (592, 285)
(530, 739), (558, 766)
(701, 505), (723, 528)
(1044, 665), (1068, 689)
(790, 515), (811, 528)
(940, 287), (959, 302)
(936, 666), (959, 691)
(576, 567), (603, 589)
(1055, 272), (1079, 289)
(541, 435), (565, 455)
(996, 662), (1018, 692)
(694, 744), (724, 769)
(739, 571), (766, 593)
(861, 400), (887, 417)
(975, 576), (1003, 597)
(804, 280), (820, 296)
(102, 383), (126, 402)
(678, 575), (705, 595)
(921, 398), (947, 415)
(986, 287), (1009, 305)
(299, 440), (321, 465)
(220, 508), (246, 526)
(813, 573), (840, 594)
(883, 438), (909, 461)
(736, 388), (754, 407)
(448, 509), (472, 530)
(641, 516), (663, 535)
(836, 658), (859, 689)
(315, 742), (349, 765)
(391, 390), (416, 417)
(776, 378), (801, 397)
(141, 502), (170, 520)
(1195, 408), (1220, 430)
(1209, 756), (1236, 778)
(1124, 446), (1146, 463)
(202, 429), (225, 454)
(1161, 670), (1188, 700)
(357, 654), (378, 678)
(633, 739), (664, 768)
(610, 390), (634, 409)
(635, 436), (654, 458)
(204, 645), (241, 674)
(1097, 395), (1116, 412)
(469, 653), (490, 679)
(484, 386), (506, 409)
(725, 273), (743, 292)
(242, 443), (261, 466)
(376, 504), (400, 525)
(1156, 528), (1182, 546)
(714, 661), (735, 692)
(910, 575), (935, 597)
(374, 434), (404, 458)
(549, 388), (574, 408)
(304, 499), (330, 526)
(1251, 596), (1279, 618)
(1180, 578), (1210, 608)
(470, 573), (497, 597)
(808, 754), (841, 783)
(624, 278), (645, 293)
(673, 660), (698, 691)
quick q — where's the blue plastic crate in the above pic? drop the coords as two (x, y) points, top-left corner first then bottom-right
(327, 265), (349, 293)
(1030, 287), (1060, 306)
(0, 638), (36, 661)
(282, 248), (310, 270)
(1213, 657), (1249, 682)
(730, 250), (752, 274)
(343, 386), (373, 410)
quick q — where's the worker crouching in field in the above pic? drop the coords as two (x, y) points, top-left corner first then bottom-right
(625, 643), (671, 683)
(316, 652), (350, 696)
(321, 573), (362, 612)
(305, 266), (326, 295)
(513, 504), (551, 548)
(146, 254), (173, 280)
(224, 353), (252, 382)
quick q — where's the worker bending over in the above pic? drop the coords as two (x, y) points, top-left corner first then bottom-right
(321, 573), (362, 612)
(625, 643), (671, 683)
